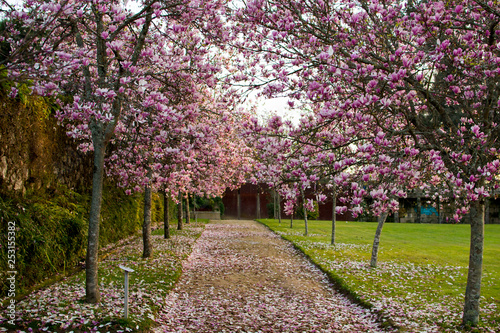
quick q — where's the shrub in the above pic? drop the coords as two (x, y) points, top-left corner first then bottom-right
(266, 202), (275, 218)
(193, 196), (224, 215)
(295, 201), (319, 220)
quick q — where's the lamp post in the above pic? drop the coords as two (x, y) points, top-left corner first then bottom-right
(119, 265), (134, 319)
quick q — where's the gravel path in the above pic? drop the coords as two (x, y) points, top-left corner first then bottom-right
(154, 220), (387, 332)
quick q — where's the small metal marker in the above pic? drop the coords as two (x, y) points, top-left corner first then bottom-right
(119, 265), (134, 319)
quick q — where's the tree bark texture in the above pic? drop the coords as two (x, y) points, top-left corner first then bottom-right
(370, 212), (388, 268)
(331, 189), (336, 245)
(462, 201), (485, 326)
(185, 194), (190, 224)
(237, 189), (241, 220)
(278, 193), (282, 224)
(164, 190), (170, 239)
(485, 199), (490, 225)
(256, 192), (261, 219)
(177, 192), (183, 230)
(394, 199), (399, 223)
(142, 184), (152, 258)
(301, 187), (308, 236)
(290, 213), (293, 228)
(85, 137), (106, 303)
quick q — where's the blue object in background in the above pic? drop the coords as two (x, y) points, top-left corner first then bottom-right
(415, 206), (438, 216)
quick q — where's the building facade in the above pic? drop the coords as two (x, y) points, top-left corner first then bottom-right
(222, 184), (500, 224)
(221, 183), (354, 221)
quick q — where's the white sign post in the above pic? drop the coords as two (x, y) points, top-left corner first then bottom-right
(119, 265), (134, 319)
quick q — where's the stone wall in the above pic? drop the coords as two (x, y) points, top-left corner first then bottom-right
(0, 92), (92, 195)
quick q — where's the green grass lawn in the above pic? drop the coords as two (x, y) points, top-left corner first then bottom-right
(258, 218), (500, 331)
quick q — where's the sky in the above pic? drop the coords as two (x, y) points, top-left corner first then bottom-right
(253, 96), (302, 125)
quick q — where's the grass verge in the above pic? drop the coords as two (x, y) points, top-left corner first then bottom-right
(0, 220), (208, 333)
(258, 219), (500, 332)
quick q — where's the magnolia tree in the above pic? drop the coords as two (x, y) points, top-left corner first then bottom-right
(107, 100), (202, 256)
(113, 90), (252, 231)
(246, 109), (428, 265)
(107, 81), (253, 252)
(2, 0), (228, 303)
(164, 108), (254, 229)
(234, 0), (500, 325)
(243, 115), (303, 225)
(245, 114), (348, 236)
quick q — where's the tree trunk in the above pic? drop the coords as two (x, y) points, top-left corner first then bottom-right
(237, 189), (241, 220)
(85, 137), (106, 303)
(316, 194), (319, 220)
(290, 213), (293, 228)
(331, 189), (336, 245)
(462, 201), (485, 326)
(275, 191), (278, 219)
(278, 193), (282, 224)
(142, 184), (152, 258)
(256, 192), (261, 219)
(370, 212), (388, 268)
(301, 187), (308, 236)
(163, 190), (170, 239)
(185, 193), (190, 224)
(177, 192), (183, 230)
(416, 196), (422, 224)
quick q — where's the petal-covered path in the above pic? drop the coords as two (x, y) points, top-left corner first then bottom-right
(154, 220), (388, 332)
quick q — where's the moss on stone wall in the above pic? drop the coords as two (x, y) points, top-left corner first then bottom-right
(0, 85), (92, 196)
(0, 185), (89, 296)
